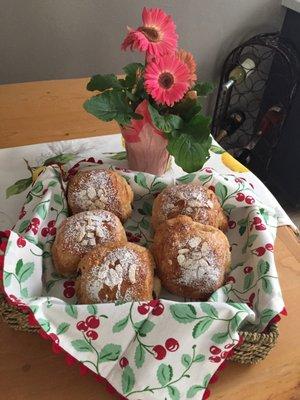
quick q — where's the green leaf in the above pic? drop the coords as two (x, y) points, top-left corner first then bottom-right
(248, 234), (258, 248)
(65, 304), (78, 319)
(134, 344), (145, 368)
(223, 203), (236, 214)
(151, 180), (168, 192)
(187, 385), (203, 398)
(109, 151), (127, 160)
(16, 261), (34, 283)
(48, 180), (58, 187)
(142, 202), (152, 216)
(260, 308), (277, 324)
(134, 172), (148, 189)
(167, 114), (212, 173)
(31, 181), (43, 194)
(210, 144), (225, 154)
(148, 103), (182, 133)
(134, 319), (155, 337)
(36, 203), (47, 219)
(211, 331), (229, 344)
(71, 339), (92, 352)
(259, 208), (269, 224)
(201, 303), (219, 318)
(113, 316), (129, 333)
(181, 354), (192, 368)
(6, 177), (32, 198)
(84, 91), (133, 125)
(215, 182), (228, 203)
(258, 260), (270, 276)
(16, 259), (24, 276)
(157, 363), (173, 386)
(25, 193), (33, 204)
(122, 366), (135, 394)
(203, 373), (211, 387)
(168, 386), (180, 400)
(261, 277), (272, 294)
(87, 74), (122, 91)
(194, 354), (205, 362)
(87, 304), (98, 315)
(230, 313), (243, 331)
(239, 225), (247, 236)
(57, 322), (70, 335)
(20, 287), (28, 298)
(54, 194), (63, 205)
(44, 153), (75, 166)
(192, 318), (213, 338)
(3, 271), (12, 287)
(198, 174), (211, 183)
(38, 318), (50, 332)
(193, 81), (214, 96)
(176, 174), (196, 184)
(243, 271), (254, 290)
(170, 304), (197, 324)
(229, 302), (249, 312)
(99, 344), (122, 362)
(140, 218), (150, 230)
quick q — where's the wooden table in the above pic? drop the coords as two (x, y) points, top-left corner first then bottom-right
(0, 78), (299, 400)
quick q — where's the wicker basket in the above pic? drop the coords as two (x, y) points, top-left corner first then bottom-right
(0, 293), (279, 365)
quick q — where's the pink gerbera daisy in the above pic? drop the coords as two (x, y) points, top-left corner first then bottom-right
(144, 55), (190, 106)
(121, 7), (178, 56)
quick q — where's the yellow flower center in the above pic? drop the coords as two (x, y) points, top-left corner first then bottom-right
(139, 26), (160, 42)
(158, 72), (174, 89)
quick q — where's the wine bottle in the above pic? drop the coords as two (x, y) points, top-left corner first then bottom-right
(216, 110), (246, 142)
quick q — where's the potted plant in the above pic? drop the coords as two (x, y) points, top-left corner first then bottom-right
(84, 7), (213, 176)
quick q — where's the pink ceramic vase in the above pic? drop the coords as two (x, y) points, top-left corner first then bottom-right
(120, 100), (170, 176)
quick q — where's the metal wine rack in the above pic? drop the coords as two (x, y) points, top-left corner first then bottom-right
(212, 32), (299, 178)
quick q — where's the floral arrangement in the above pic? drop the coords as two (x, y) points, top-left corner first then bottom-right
(84, 7), (213, 174)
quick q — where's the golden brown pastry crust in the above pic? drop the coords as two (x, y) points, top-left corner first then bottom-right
(152, 215), (231, 300)
(151, 183), (228, 231)
(67, 169), (134, 222)
(52, 210), (127, 277)
(76, 242), (155, 304)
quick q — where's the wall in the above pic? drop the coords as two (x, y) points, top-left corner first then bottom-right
(0, 0), (285, 85)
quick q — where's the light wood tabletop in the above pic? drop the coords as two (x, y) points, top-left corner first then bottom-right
(0, 78), (299, 400)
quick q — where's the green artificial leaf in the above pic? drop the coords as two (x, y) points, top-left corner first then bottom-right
(211, 331), (229, 344)
(181, 354), (192, 368)
(99, 344), (122, 362)
(170, 304), (197, 324)
(258, 260), (270, 276)
(31, 181), (43, 194)
(201, 303), (219, 318)
(203, 373), (211, 387)
(87, 74), (122, 91)
(176, 174), (196, 184)
(113, 316), (129, 333)
(140, 218), (150, 230)
(187, 385), (203, 398)
(230, 313), (243, 331)
(65, 304), (78, 319)
(262, 277), (272, 294)
(56, 322), (70, 335)
(122, 366), (135, 394)
(134, 172), (148, 189)
(243, 271), (254, 290)
(6, 177), (32, 198)
(260, 308), (277, 324)
(43, 153), (76, 165)
(167, 114), (212, 173)
(210, 144), (225, 154)
(151, 180), (168, 193)
(3, 271), (12, 287)
(38, 318), (50, 332)
(54, 194), (63, 205)
(148, 103), (182, 133)
(157, 363), (173, 386)
(215, 182), (228, 203)
(16, 261), (34, 283)
(193, 81), (214, 96)
(134, 319), (155, 337)
(194, 354), (205, 363)
(192, 318), (213, 338)
(36, 203), (47, 219)
(20, 287), (28, 298)
(168, 386), (180, 400)
(87, 304), (98, 315)
(123, 62), (144, 88)
(71, 339), (92, 352)
(109, 151), (127, 160)
(134, 344), (145, 368)
(84, 91), (133, 125)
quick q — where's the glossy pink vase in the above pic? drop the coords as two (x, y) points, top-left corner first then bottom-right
(120, 100), (170, 176)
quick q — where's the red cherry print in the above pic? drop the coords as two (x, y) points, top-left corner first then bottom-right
(119, 357), (129, 368)
(49, 227), (57, 236)
(235, 193), (245, 202)
(137, 303), (150, 315)
(221, 351), (228, 359)
(0, 241), (7, 252)
(249, 293), (255, 303)
(87, 157), (95, 163)
(281, 307), (288, 316)
(76, 321), (88, 332)
(86, 330), (98, 340)
(210, 345), (221, 355)
(97, 159), (103, 164)
(228, 220), (236, 229)
(41, 227), (49, 237)
(253, 247), (266, 256)
(152, 302), (164, 316)
(209, 355), (221, 363)
(265, 243), (273, 251)
(244, 266), (253, 274)
(86, 315), (100, 329)
(148, 299), (159, 308)
(64, 287), (75, 298)
(31, 217), (40, 226)
(165, 338), (179, 352)
(208, 185), (215, 192)
(203, 389), (211, 400)
(271, 314), (281, 324)
(17, 237), (26, 248)
(245, 195), (255, 205)
(153, 345), (167, 360)
(255, 224), (266, 231)
(253, 217), (262, 225)
(226, 276), (235, 284)
(48, 220), (56, 228)
(224, 343), (235, 349)
(49, 333), (59, 344)
(63, 280), (75, 288)
(205, 168), (212, 173)
(32, 226), (38, 235)
(235, 177), (243, 183)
